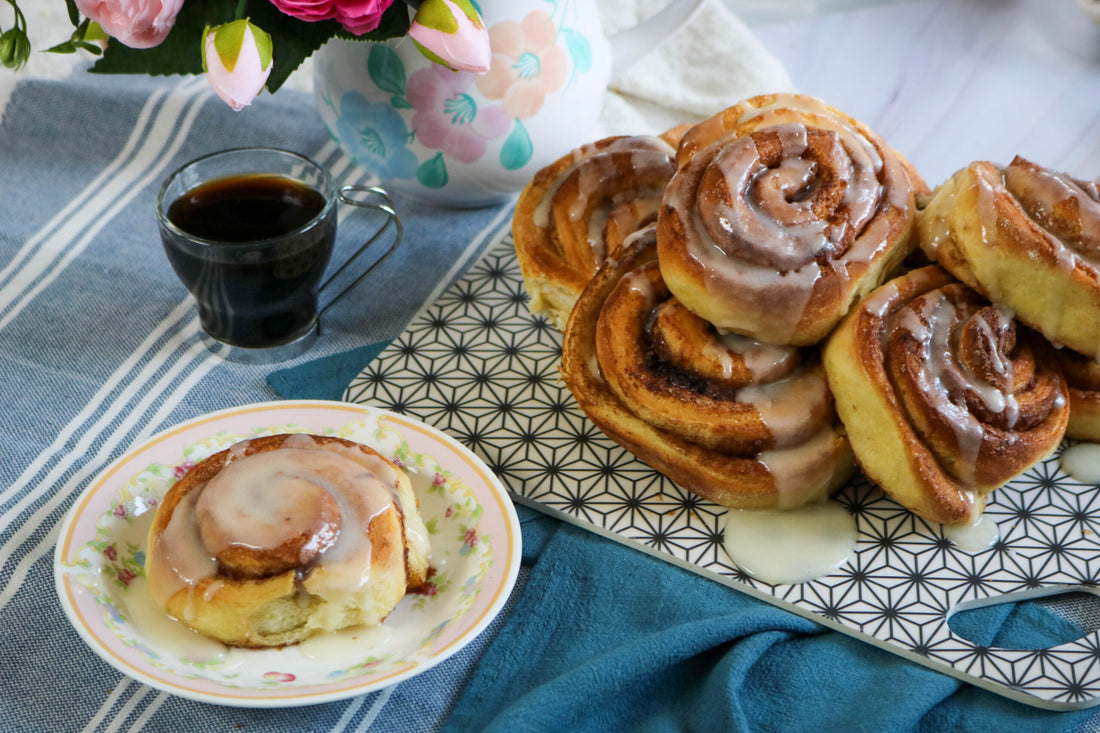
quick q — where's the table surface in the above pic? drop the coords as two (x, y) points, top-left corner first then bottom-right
(6, 0), (1100, 731)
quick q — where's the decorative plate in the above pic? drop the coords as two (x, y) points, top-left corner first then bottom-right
(54, 400), (522, 708)
(345, 232), (1100, 711)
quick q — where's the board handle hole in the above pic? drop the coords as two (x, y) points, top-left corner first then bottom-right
(947, 588), (1100, 651)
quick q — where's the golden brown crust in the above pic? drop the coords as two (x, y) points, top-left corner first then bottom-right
(512, 127), (685, 330)
(560, 227), (855, 509)
(917, 156), (1100, 359)
(145, 434), (430, 648)
(656, 93), (924, 346)
(823, 266), (1069, 525)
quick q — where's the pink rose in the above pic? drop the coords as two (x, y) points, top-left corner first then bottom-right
(268, 0), (395, 36)
(74, 0), (184, 49)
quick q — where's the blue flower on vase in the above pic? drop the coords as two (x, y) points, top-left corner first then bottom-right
(335, 91), (419, 180)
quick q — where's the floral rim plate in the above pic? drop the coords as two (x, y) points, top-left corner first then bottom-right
(53, 400), (522, 707)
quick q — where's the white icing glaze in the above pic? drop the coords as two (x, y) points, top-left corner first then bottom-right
(722, 500), (857, 584)
(943, 514), (1000, 553)
(714, 329), (796, 382)
(757, 424), (844, 508)
(737, 369), (830, 449)
(1060, 442), (1100, 485)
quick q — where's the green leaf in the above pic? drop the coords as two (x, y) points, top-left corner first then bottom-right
(417, 153), (449, 189)
(500, 120), (533, 170)
(562, 28), (592, 74)
(368, 43), (407, 96)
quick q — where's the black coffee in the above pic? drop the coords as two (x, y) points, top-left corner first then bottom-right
(161, 173), (335, 349)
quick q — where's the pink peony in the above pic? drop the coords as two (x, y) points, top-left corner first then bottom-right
(268, 0), (395, 36)
(74, 0), (184, 49)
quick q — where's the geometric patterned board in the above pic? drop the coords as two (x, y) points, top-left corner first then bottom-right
(345, 231), (1100, 710)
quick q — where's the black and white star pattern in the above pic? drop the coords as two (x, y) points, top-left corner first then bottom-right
(345, 232), (1100, 710)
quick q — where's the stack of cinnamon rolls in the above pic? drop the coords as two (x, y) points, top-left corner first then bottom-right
(513, 92), (1098, 526)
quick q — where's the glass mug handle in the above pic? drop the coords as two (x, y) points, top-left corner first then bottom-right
(315, 185), (404, 332)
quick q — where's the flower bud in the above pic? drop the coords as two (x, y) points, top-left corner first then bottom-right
(408, 0), (490, 74)
(0, 29), (31, 71)
(202, 19), (274, 112)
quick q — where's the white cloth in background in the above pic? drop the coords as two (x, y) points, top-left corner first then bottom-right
(595, 0), (795, 137)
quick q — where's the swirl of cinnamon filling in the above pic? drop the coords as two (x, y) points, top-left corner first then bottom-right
(512, 127), (687, 330)
(144, 434), (430, 648)
(657, 93), (924, 346)
(1056, 348), (1100, 442)
(561, 224), (855, 510)
(823, 266), (1069, 525)
(918, 156), (1100, 359)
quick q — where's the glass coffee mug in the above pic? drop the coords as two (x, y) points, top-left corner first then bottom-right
(156, 148), (401, 363)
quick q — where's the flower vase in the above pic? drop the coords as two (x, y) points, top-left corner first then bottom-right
(312, 1), (612, 208)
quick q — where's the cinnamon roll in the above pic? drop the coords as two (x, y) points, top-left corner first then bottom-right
(144, 434), (431, 648)
(513, 126), (687, 330)
(918, 156), (1100, 360)
(823, 266), (1069, 525)
(1056, 348), (1100, 441)
(560, 225), (856, 509)
(657, 93), (925, 346)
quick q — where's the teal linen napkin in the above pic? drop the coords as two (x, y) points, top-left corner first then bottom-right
(266, 342), (389, 400)
(441, 523), (1097, 733)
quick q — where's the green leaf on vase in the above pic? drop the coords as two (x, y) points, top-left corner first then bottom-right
(417, 153), (449, 189)
(561, 28), (592, 74)
(369, 44), (407, 96)
(500, 120), (533, 170)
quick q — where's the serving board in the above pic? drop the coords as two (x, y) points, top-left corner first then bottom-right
(345, 230), (1100, 710)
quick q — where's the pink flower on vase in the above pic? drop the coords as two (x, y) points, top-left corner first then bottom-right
(112, 504), (127, 519)
(117, 568), (136, 586)
(103, 545), (118, 562)
(407, 65), (510, 164)
(268, 0), (394, 36)
(475, 11), (568, 121)
(74, 0), (184, 49)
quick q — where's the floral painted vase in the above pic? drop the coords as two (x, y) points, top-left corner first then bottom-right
(313, 0), (705, 207)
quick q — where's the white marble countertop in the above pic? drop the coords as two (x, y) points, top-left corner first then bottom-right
(746, 0), (1100, 187)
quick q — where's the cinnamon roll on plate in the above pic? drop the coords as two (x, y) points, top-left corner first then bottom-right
(144, 433), (430, 648)
(560, 225), (855, 509)
(513, 126), (687, 330)
(823, 266), (1069, 525)
(918, 156), (1100, 360)
(657, 93), (926, 346)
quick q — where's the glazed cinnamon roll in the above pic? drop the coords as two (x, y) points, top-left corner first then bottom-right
(823, 266), (1069, 525)
(657, 93), (925, 346)
(561, 225), (855, 509)
(145, 434), (430, 648)
(918, 156), (1100, 360)
(513, 126), (687, 330)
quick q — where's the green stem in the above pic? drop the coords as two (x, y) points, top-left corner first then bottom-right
(234, 0), (248, 21)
